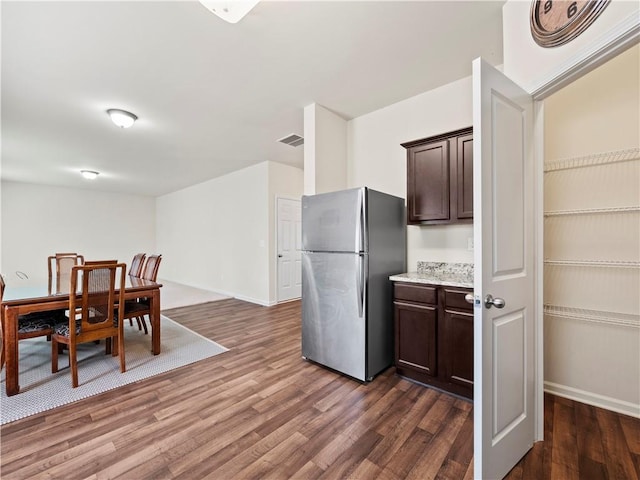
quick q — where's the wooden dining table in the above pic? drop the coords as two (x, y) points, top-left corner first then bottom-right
(1, 276), (162, 396)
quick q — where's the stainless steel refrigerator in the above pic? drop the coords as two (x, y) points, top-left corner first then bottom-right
(301, 187), (406, 381)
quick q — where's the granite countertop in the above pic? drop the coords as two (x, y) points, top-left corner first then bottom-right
(389, 261), (474, 288)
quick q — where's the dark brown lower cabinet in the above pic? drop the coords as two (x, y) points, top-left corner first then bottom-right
(395, 301), (437, 377)
(394, 282), (473, 399)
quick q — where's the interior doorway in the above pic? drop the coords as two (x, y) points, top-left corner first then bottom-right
(541, 44), (640, 417)
(276, 197), (302, 302)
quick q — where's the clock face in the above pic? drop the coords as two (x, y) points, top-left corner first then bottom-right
(530, 0), (610, 47)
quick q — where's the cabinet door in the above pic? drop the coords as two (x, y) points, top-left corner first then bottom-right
(456, 133), (474, 219)
(443, 308), (474, 392)
(407, 139), (450, 223)
(394, 301), (437, 376)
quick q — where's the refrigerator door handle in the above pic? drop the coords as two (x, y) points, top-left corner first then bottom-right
(356, 188), (365, 253)
(357, 254), (365, 318)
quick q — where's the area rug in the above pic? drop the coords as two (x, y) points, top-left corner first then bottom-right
(0, 316), (228, 425)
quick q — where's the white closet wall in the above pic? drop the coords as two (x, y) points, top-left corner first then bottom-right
(543, 45), (640, 417)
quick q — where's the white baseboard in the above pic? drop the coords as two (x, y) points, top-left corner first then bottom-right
(232, 293), (276, 307)
(544, 381), (640, 418)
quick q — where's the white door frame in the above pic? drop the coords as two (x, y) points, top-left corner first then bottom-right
(528, 28), (639, 443)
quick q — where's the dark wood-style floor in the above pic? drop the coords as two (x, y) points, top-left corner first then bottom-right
(1, 299), (638, 479)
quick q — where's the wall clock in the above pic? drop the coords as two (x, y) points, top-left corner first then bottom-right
(530, 0), (611, 47)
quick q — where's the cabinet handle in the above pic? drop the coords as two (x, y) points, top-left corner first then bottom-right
(464, 293), (474, 304)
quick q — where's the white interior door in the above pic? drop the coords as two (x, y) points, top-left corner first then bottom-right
(277, 197), (302, 302)
(472, 58), (536, 480)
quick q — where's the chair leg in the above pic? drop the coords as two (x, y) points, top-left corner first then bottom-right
(111, 336), (118, 357)
(70, 342), (79, 388)
(118, 332), (126, 373)
(138, 316), (148, 335)
(52, 337), (59, 373)
(105, 337), (112, 355)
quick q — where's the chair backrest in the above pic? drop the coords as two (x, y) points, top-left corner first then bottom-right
(69, 263), (126, 341)
(141, 254), (162, 282)
(129, 253), (146, 277)
(84, 260), (118, 266)
(0, 274), (5, 301)
(48, 253), (85, 294)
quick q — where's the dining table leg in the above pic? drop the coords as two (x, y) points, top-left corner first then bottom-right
(3, 305), (20, 396)
(151, 288), (161, 355)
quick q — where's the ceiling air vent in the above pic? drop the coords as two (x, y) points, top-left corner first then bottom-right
(277, 133), (304, 147)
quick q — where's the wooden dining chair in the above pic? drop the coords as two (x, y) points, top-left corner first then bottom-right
(0, 274), (65, 371)
(51, 263), (127, 388)
(48, 252), (85, 294)
(129, 253), (146, 277)
(122, 254), (162, 335)
(125, 253), (146, 331)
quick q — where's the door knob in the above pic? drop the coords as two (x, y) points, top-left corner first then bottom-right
(464, 293), (475, 304)
(484, 294), (506, 309)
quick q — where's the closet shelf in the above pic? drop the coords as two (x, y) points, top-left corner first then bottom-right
(544, 260), (640, 268)
(544, 304), (640, 328)
(544, 206), (640, 217)
(544, 147), (640, 172)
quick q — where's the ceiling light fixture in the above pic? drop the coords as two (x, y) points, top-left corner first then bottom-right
(80, 170), (99, 180)
(107, 109), (138, 128)
(198, 0), (260, 24)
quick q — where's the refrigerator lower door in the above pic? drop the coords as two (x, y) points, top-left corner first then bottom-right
(302, 251), (367, 381)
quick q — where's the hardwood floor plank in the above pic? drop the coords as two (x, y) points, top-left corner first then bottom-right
(405, 404), (470, 479)
(235, 431), (310, 479)
(574, 401), (606, 476)
(311, 387), (404, 470)
(542, 392), (556, 477)
(436, 458), (470, 480)
(597, 407), (640, 480)
(418, 393), (456, 434)
(367, 386), (439, 467)
(443, 401), (474, 468)
(1, 299), (637, 480)
(551, 397), (580, 479)
(317, 429), (383, 480)
(619, 414), (640, 455)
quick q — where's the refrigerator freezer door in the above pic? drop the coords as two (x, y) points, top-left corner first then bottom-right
(302, 251), (367, 381)
(301, 187), (366, 253)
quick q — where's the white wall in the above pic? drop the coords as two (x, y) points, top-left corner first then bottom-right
(347, 76), (474, 270)
(503, 0), (639, 95)
(1, 181), (156, 285)
(543, 45), (640, 417)
(304, 103), (348, 195)
(156, 161), (304, 306)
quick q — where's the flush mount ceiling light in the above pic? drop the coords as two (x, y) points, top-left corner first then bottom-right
(198, 0), (260, 24)
(80, 170), (99, 180)
(107, 109), (138, 128)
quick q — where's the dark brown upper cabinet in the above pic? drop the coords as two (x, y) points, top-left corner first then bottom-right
(402, 127), (473, 225)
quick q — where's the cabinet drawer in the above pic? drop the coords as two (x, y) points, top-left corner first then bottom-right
(394, 283), (437, 305)
(444, 288), (473, 311)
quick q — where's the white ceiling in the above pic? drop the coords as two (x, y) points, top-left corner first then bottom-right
(2, 1), (505, 197)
